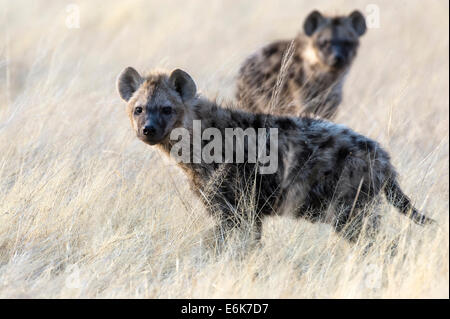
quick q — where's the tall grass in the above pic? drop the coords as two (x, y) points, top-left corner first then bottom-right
(0, 0), (448, 298)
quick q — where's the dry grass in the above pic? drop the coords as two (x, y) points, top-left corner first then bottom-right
(0, 0), (448, 298)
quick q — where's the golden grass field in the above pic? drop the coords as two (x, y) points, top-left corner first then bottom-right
(0, 0), (448, 298)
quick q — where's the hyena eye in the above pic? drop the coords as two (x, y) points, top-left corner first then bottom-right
(162, 106), (173, 115)
(134, 106), (143, 115)
(318, 40), (330, 48)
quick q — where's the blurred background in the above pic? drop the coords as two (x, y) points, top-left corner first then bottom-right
(0, 0), (448, 298)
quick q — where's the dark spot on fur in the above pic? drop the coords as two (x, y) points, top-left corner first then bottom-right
(319, 136), (335, 149)
(302, 117), (315, 128)
(241, 118), (250, 127)
(297, 146), (314, 166)
(295, 71), (304, 86)
(272, 62), (282, 73)
(253, 114), (264, 129)
(194, 107), (203, 119)
(253, 73), (264, 85)
(230, 112), (241, 125)
(336, 147), (350, 162)
(357, 140), (375, 152)
(263, 44), (279, 57)
(306, 131), (324, 139)
(342, 129), (351, 136)
(276, 118), (297, 130)
(357, 140), (367, 150)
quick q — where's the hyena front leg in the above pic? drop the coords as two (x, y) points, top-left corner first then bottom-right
(201, 216), (234, 256)
(208, 214), (264, 255)
(213, 216), (238, 246)
(215, 214), (263, 244)
(254, 217), (263, 242)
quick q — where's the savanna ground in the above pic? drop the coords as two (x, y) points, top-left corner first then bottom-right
(0, 0), (448, 298)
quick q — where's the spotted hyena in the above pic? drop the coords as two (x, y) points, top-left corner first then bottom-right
(236, 10), (367, 119)
(117, 67), (433, 247)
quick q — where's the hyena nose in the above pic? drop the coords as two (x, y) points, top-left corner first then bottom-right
(333, 54), (345, 67)
(143, 125), (156, 136)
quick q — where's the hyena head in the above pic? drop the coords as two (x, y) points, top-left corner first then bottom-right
(303, 10), (366, 70)
(116, 67), (196, 145)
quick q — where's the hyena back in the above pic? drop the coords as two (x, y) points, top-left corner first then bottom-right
(236, 10), (367, 119)
(117, 67), (433, 246)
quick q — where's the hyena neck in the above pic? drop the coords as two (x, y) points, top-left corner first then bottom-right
(155, 137), (206, 180)
(183, 96), (232, 130)
(155, 96), (224, 167)
(309, 66), (348, 89)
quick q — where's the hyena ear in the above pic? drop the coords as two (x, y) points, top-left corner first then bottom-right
(349, 10), (366, 36)
(169, 69), (197, 102)
(117, 67), (143, 102)
(304, 10), (324, 36)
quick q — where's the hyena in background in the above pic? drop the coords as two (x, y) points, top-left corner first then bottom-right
(117, 67), (433, 248)
(236, 10), (367, 119)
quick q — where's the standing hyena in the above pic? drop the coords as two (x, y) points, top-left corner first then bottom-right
(117, 67), (433, 247)
(236, 10), (367, 119)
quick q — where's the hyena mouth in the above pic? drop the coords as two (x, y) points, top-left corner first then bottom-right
(332, 57), (346, 68)
(139, 132), (168, 145)
(145, 136), (165, 145)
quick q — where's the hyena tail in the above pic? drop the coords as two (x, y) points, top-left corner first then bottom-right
(384, 179), (435, 225)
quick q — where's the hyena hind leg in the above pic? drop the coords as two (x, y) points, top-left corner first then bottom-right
(333, 203), (381, 248)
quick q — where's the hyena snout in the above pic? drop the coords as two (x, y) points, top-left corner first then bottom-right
(138, 120), (166, 145)
(331, 47), (346, 68)
(142, 124), (156, 136)
(322, 42), (356, 69)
